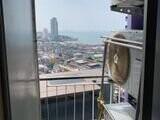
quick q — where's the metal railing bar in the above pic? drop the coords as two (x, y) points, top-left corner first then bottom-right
(118, 86), (121, 103)
(102, 36), (143, 45)
(74, 85), (76, 120)
(110, 83), (113, 104)
(56, 86), (58, 120)
(46, 80), (50, 120)
(65, 86), (67, 120)
(40, 75), (109, 81)
(82, 84), (85, 120)
(92, 84), (95, 120)
(46, 82), (110, 87)
(105, 40), (143, 50)
(101, 43), (108, 93)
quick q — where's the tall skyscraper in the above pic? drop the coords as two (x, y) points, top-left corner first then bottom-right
(43, 28), (49, 40)
(50, 17), (58, 41)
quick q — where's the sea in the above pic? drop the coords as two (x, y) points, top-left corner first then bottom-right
(60, 31), (111, 45)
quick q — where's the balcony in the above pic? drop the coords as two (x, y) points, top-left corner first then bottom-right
(40, 77), (120, 120)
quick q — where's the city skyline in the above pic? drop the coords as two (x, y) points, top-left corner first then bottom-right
(35, 0), (126, 32)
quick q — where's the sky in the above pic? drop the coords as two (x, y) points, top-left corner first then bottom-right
(35, 0), (126, 32)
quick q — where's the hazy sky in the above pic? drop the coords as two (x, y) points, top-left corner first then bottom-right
(35, 0), (126, 32)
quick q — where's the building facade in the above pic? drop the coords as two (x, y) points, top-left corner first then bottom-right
(50, 17), (58, 41)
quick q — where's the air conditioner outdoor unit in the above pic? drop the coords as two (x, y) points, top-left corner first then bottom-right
(111, 0), (144, 6)
(104, 103), (136, 120)
(105, 30), (143, 99)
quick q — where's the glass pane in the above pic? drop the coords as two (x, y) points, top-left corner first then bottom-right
(35, 0), (125, 78)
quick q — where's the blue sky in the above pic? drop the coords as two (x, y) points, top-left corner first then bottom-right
(35, 0), (126, 32)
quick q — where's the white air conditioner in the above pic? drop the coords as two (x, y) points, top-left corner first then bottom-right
(105, 30), (143, 99)
(111, 0), (144, 6)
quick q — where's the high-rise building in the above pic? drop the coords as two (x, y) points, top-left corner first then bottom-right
(50, 17), (58, 40)
(43, 28), (49, 40)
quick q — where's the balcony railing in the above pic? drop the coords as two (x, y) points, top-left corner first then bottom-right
(40, 77), (122, 120)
